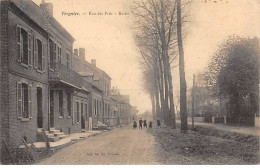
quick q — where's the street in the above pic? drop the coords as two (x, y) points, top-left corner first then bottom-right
(36, 125), (159, 165)
(35, 123), (259, 165)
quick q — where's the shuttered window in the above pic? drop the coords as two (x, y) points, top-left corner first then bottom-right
(17, 82), (32, 119)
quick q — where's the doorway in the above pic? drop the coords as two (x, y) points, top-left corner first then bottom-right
(50, 90), (54, 128)
(81, 102), (85, 129)
(37, 87), (43, 128)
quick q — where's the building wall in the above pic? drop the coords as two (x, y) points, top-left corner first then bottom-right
(8, 74), (49, 146)
(8, 10), (48, 82)
(0, 1), (10, 162)
(5, 5), (49, 147)
(91, 89), (103, 127)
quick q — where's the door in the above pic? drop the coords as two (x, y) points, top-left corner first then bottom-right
(50, 90), (54, 127)
(37, 87), (43, 128)
(81, 102), (85, 129)
(85, 103), (88, 129)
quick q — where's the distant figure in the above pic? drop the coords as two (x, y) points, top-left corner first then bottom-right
(133, 121), (137, 129)
(139, 118), (143, 129)
(89, 116), (93, 131)
(149, 121), (152, 128)
(143, 120), (147, 128)
(157, 119), (161, 128)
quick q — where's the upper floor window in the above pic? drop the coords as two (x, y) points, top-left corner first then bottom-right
(49, 39), (56, 70)
(17, 25), (45, 72)
(17, 26), (32, 66)
(58, 46), (62, 63)
(66, 50), (71, 68)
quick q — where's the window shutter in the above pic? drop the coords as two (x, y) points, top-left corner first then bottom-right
(16, 25), (21, 62)
(28, 84), (32, 118)
(28, 33), (32, 66)
(34, 37), (38, 69)
(17, 82), (22, 118)
(43, 43), (46, 72)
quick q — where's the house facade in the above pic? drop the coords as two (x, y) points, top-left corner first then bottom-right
(0, 0), (138, 162)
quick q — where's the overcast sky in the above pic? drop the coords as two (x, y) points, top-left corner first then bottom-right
(32, 0), (260, 113)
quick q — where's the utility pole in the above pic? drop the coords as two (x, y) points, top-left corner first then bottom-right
(192, 74), (195, 129)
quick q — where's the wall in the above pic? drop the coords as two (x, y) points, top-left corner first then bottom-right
(0, 1), (9, 162)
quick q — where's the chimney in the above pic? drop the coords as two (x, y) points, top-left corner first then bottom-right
(74, 49), (78, 56)
(79, 48), (85, 59)
(40, 0), (53, 17)
(91, 59), (96, 67)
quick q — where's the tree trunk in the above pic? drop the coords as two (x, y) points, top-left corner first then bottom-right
(151, 93), (156, 120)
(166, 50), (176, 128)
(177, 0), (188, 133)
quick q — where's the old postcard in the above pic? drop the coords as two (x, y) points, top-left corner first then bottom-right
(0, 0), (259, 165)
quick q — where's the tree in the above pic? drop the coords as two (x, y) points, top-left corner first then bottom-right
(177, 0), (187, 133)
(131, 0), (179, 127)
(204, 36), (259, 125)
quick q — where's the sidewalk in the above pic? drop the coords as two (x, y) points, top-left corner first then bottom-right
(176, 120), (260, 136)
(19, 130), (102, 150)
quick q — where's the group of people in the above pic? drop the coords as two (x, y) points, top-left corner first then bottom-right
(133, 118), (161, 129)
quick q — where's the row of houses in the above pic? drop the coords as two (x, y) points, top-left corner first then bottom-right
(0, 0), (138, 160)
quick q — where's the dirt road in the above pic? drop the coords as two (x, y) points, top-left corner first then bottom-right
(36, 125), (159, 165)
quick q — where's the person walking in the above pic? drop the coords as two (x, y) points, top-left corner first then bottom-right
(149, 121), (152, 128)
(143, 120), (147, 128)
(133, 121), (137, 129)
(139, 118), (143, 129)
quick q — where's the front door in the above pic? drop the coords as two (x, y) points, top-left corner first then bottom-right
(37, 87), (43, 128)
(50, 90), (54, 127)
(81, 102), (85, 129)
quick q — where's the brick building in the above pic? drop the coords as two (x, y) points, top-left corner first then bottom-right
(0, 0), (138, 162)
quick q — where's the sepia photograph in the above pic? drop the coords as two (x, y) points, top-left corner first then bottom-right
(0, 0), (259, 165)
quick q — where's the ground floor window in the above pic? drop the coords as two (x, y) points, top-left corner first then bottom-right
(17, 82), (32, 118)
(67, 92), (71, 116)
(76, 101), (80, 122)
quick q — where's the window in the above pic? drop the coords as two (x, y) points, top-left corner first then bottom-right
(49, 40), (56, 70)
(95, 99), (97, 116)
(17, 82), (32, 119)
(59, 90), (63, 116)
(33, 38), (45, 71)
(81, 102), (83, 120)
(37, 39), (43, 70)
(85, 103), (88, 120)
(67, 92), (71, 116)
(17, 26), (32, 66)
(76, 101), (80, 122)
(66, 51), (70, 68)
(58, 46), (62, 63)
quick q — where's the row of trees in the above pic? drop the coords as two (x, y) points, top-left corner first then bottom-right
(131, 0), (189, 132)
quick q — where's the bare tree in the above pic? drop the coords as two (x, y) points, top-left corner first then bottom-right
(177, 0), (187, 133)
(131, 0), (181, 128)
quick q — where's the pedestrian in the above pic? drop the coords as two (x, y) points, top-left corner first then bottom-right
(89, 116), (93, 131)
(143, 120), (147, 128)
(157, 119), (161, 128)
(133, 121), (137, 129)
(149, 121), (152, 128)
(139, 118), (143, 129)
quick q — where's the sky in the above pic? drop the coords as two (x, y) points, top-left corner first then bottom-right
(32, 0), (260, 113)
